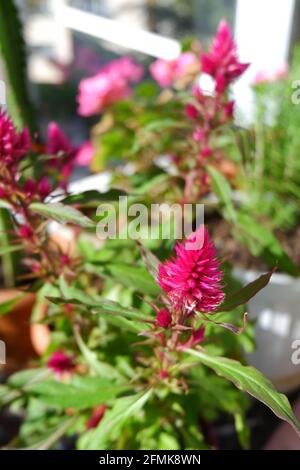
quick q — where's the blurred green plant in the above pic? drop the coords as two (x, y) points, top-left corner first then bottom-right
(0, 0), (37, 133)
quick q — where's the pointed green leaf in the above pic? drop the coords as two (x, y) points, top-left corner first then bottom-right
(207, 166), (237, 222)
(105, 263), (161, 296)
(186, 348), (300, 436)
(62, 189), (127, 206)
(78, 389), (153, 449)
(29, 202), (95, 228)
(29, 376), (126, 410)
(217, 270), (273, 312)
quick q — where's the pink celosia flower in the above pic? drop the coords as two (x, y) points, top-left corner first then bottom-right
(200, 146), (212, 158)
(150, 52), (199, 87)
(158, 226), (224, 313)
(78, 73), (130, 116)
(155, 308), (172, 329)
(176, 52), (199, 77)
(75, 141), (95, 166)
(37, 176), (52, 197)
(0, 109), (30, 166)
(47, 350), (75, 377)
(101, 56), (143, 83)
(23, 178), (37, 197)
(185, 103), (199, 120)
(23, 177), (51, 200)
(150, 59), (174, 87)
(18, 225), (33, 239)
(60, 254), (70, 266)
(47, 122), (73, 155)
(201, 20), (249, 92)
(77, 57), (143, 116)
(0, 187), (7, 198)
(193, 128), (205, 142)
(159, 370), (169, 379)
(46, 122), (76, 187)
(224, 100), (235, 118)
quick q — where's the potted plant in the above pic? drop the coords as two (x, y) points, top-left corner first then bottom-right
(0, 21), (299, 450)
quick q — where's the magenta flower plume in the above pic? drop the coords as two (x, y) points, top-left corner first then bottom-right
(46, 122), (73, 155)
(0, 109), (30, 166)
(155, 308), (172, 329)
(201, 20), (249, 92)
(47, 350), (75, 377)
(158, 226), (224, 313)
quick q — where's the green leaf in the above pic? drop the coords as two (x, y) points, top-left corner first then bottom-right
(8, 368), (49, 389)
(137, 241), (160, 281)
(78, 389), (153, 450)
(58, 275), (96, 305)
(186, 349), (300, 436)
(134, 81), (159, 100)
(29, 376), (126, 410)
(234, 412), (250, 449)
(52, 279), (153, 324)
(0, 0), (37, 133)
(235, 213), (299, 276)
(74, 328), (125, 381)
(24, 416), (77, 450)
(105, 263), (161, 296)
(207, 166), (237, 222)
(62, 189), (127, 206)
(217, 270), (273, 312)
(0, 244), (23, 256)
(29, 202), (95, 228)
(0, 293), (23, 316)
(0, 208), (20, 287)
(143, 119), (184, 132)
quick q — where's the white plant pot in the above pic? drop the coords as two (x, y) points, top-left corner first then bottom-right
(234, 268), (300, 392)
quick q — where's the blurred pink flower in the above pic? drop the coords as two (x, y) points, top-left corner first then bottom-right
(150, 52), (199, 87)
(46, 122), (77, 188)
(101, 56), (143, 83)
(18, 224), (33, 239)
(75, 141), (95, 166)
(86, 405), (106, 430)
(201, 20), (249, 92)
(155, 308), (172, 329)
(158, 226), (224, 313)
(176, 52), (198, 76)
(252, 64), (288, 85)
(0, 109), (30, 166)
(47, 350), (75, 377)
(78, 73), (130, 116)
(47, 122), (73, 155)
(77, 57), (143, 116)
(150, 59), (174, 87)
(37, 176), (52, 197)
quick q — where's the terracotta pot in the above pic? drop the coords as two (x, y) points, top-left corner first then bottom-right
(0, 289), (50, 371)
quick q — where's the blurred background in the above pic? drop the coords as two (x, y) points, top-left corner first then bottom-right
(10, 0), (298, 143)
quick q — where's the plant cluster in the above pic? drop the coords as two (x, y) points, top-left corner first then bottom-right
(0, 21), (299, 450)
